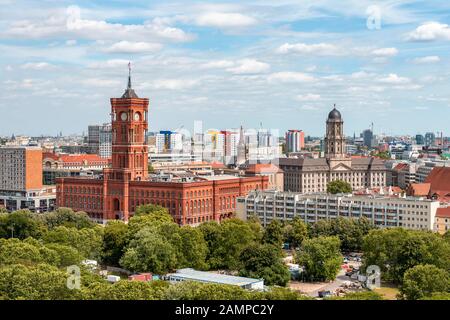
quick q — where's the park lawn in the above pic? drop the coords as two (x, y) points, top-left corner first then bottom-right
(373, 284), (399, 300)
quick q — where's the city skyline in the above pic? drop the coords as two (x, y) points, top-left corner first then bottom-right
(1, 1), (450, 137)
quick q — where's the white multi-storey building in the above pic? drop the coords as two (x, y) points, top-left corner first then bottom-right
(237, 190), (441, 231)
(99, 124), (112, 158)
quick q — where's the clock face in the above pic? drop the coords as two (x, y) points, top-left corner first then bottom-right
(134, 112), (140, 121)
(120, 112), (128, 121)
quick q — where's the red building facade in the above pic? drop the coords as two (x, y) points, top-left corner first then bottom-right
(56, 71), (268, 225)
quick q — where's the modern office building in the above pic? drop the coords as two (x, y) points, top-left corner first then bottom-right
(0, 146), (55, 212)
(99, 124), (112, 158)
(88, 123), (112, 158)
(285, 130), (305, 153)
(362, 129), (374, 148)
(425, 132), (436, 147)
(416, 134), (425, 145)
(237, 190), (441, 231)
(279, 106), (387, 193)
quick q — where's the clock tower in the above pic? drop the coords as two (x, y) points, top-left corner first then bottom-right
(109, 64), (149, 181)
(102, 64), (149, 221)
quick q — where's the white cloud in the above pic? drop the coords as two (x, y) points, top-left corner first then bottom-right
(408, 22), (450, 41)
(4, 5), (194, 42)
(104, 41), (163, 53)
(147, 79), (199, 90)
(277, 42), (341, 56)
(88, 59), (130, 69)
(268, 72), (315, 83)
(227, 59), (270, 74)
(371, 47), (398, 57)
(195, 12), (257, 28)
(412, 56), (440, 64)
(200, 60), (235, 69)
(20, 62), (53, 70)
(296, 93), (321, 101)
(377, 73), (411, 84)
(299, 105), (319, 111)
(80, 78), (121, 87)
(66, 39), (77, 46)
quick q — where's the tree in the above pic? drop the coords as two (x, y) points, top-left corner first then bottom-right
(0, 238), (59, 267)
(198, 221), (223, 268)
(239, 243), (290, 286)
(420, 292), (450, 300)
(43, 226), (103, 260)
(0, 210), (46, 239)
(296, 236), (342, 281)
(40, 207), (95, 230)
(284, 217), (308, 248)
(262, 220), (284, 247)
(120, 227), (178, 274)
(0, 263), (77, 300)
(362, 228), (450, 283)
(127, 205), (174, 235)
(134, 204), (173, 220)
(308, 217), (376, 251)
(178, 226), (208, 270)
(81, 280), (169, 300)
(163, 281), (254, 300)
(44, 243), (83, 267)
(326, 180), (352, 194)
(102, 220), (129, 266)
(399, 264), (450, 300)
(206, 219), (258, 270)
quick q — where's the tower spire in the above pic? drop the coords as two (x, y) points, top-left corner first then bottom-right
(128, 62), (132, 89)
(121, 62), (138, 98)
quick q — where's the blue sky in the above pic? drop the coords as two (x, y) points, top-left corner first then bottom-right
(1, 0), (450, 137)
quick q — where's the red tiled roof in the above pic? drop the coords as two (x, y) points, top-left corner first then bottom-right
(425, 167), (450, 194)
(43, 152), (59, 160)
(393, 163), (408, 171)
(209, 161), (226, 169)
(245, 163), (283, 173)
(409, 183), (431, 197)
(436, 207), (450, 218)
(43, 152), (110, 165)
(59, 154), (109, 164)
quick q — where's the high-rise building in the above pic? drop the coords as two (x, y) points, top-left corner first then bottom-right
(425, 132), (436, 147)
(203, 130), (225, 162)
(285, 130), (305, 153)
(0, 146), (42, 191)
(88, 123), (112, 157)
(362, 129), (374, 148)
(0, 146), (55, 212)
(99, 124), (112, 158)
(416, 134), (425, 145)
(156, 131), (183, 153)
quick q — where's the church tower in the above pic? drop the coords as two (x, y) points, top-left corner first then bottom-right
(236, 125), (246, 166)
(324, 104), (346, 159)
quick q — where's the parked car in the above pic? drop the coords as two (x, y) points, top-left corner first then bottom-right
(318, 290), (332, 298)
